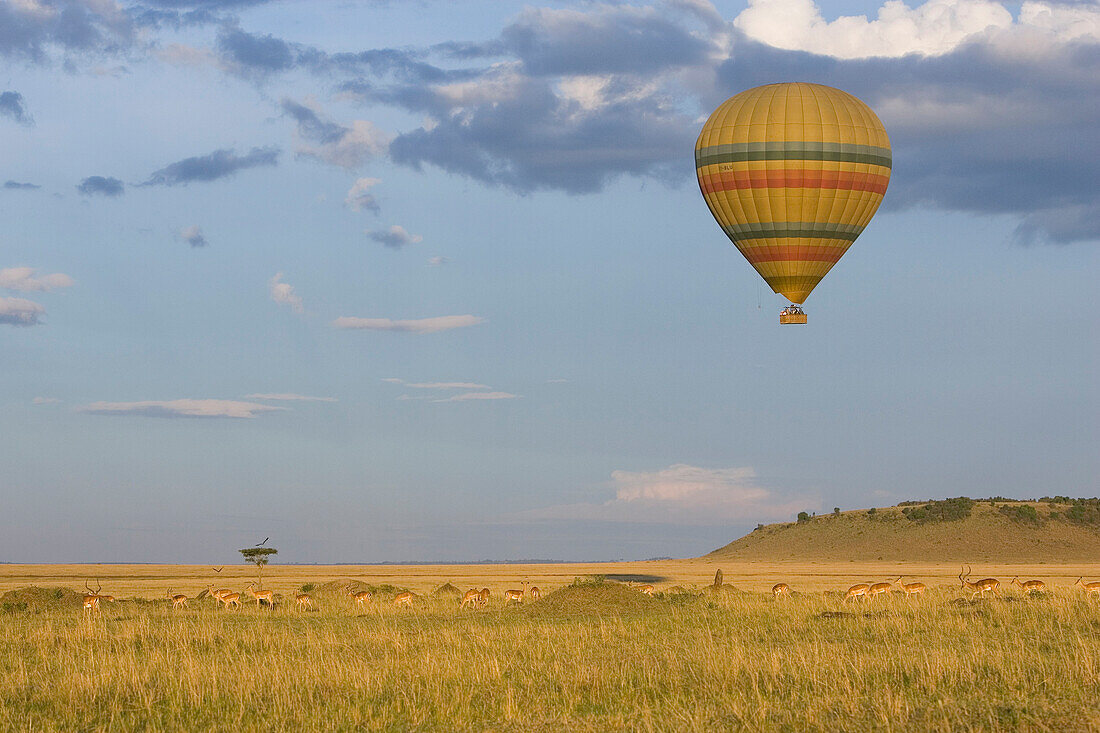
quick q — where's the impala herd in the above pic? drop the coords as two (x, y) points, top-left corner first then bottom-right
(76, 568), (1100, 615)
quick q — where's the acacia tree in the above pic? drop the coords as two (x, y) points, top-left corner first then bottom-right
(239, 547), (278, 589)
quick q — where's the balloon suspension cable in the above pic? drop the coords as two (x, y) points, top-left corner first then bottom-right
(779, 304), (807, 325)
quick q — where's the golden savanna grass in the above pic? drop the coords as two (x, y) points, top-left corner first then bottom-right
(3, 562), (1100, 731)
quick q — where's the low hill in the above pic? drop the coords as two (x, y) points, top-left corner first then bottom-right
(708, 498), (1100, 563)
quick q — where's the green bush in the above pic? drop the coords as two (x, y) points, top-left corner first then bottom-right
(797, 511), (811, 524)
(904, 497), (974, 523)
(997, 504), (1041, 526)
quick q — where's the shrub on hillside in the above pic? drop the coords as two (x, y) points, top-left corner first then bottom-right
(997, 504), (1041, 526)
(903, 497), (975, 523)
(797, 511), (811, 524)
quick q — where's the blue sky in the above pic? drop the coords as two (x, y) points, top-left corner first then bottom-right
(1, 0), (1097, 563)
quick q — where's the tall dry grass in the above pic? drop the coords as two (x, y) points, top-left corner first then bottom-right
(2, 583), (1100, 731)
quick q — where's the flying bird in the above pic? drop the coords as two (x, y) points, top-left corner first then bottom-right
(256, 537), (269, 547)
(212, 567), (223, 573)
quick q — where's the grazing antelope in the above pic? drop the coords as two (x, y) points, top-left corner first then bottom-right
(772, 583), (791, 599)
(295, 593), (314, 611)
(529, 585), (541, 601)
(477, 588), (491, 608)
(394, 591), (414, 608)
(637, 584), (655, 596)
(1075, 578), (1100, 598)
(893, 577), (926, 598)
(959, 566), (1000, 599)
(1012, 577), (1046, 595)
(167, 589), (188, 609)
(348, 588), (373, 610)
(246, 583), (275, 608)
(460, 589), (481, 609)
(867, 581), (892, 600)
(207, 585), (233, 605)
(844, 583), (870, 602)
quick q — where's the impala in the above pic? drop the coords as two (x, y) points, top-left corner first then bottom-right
(167, 589), (188, 609)
(867, 581), (892, 600)
(844, 583), (870, 602)
(637, 584), (655, 596)
(893, 577), (926, 598)
(477, 588), (491, 608)
(460, 589), (481, 609)
(207, 585), (233, 605)
(504, 582), (525, 604)
(1075, 578), (1100, 598)
(246, 583), (275, 608)
(1011, 577), (1046, 595)
(959, 566), (1000, 599)
(218, 591), (241, 610)
(295, 593), (313, 611)
(348, 588), (373, 610)
(772, 583), (790, 599)
(82, 580), (103, 614)
(529, 585), (541, 601)
(394, 591), (414, 608)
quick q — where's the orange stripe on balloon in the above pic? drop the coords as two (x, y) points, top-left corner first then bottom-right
(699, 170), (889, 195)
(739, 247), (847, 265)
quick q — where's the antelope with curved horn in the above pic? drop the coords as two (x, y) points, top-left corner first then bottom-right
(844, 583), (870, 602)
(893, 577), (926, 598)
(207, 585), (232, 605)
(460, 589), (481, 609)
(772, 583), (791, 599)
(394, 591), (414, 608)
(246, 583), (275, 608)
(82, 579), (103, 614)
(1075, 577), (1100, 598)
(1012, 577), (1046, 595)
(167, 589), (188, 609)
(867, 581), (892, 601)
(959, 565), (999, 599)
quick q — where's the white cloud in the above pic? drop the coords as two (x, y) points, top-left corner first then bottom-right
(733, 0), (1053, 59)
(79, 399), (285, 419)
(407, 382), (491, 390)
(428, 256), (449, 266)
(180, 225), (207, 248)
(0, 296), (45, 326)
(32, 396), (60, 404)
(269, 272), (303, 313)
(344, 177), (381, 212)
(368, 225), (423, 248)
(0, 267), (74, 292)
(516, 464), (813, 525)
(243, 393), (337, 402)
(333, 315), (484, 333)
(434, 391), (518, 402)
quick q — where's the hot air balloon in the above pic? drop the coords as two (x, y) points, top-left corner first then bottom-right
(695, 83), (891, 324)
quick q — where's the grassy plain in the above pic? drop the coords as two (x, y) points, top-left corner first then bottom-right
(3, 562), (1100, 731)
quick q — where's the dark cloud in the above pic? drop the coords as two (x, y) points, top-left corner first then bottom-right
(0, 0), (133, 63)
(4, 180), (40, 190)
(141, 146), (279, 186)
(499, 5), (712, 76)
(368, 225), (422, 248)
(77, 176), (124, 196)
(279, 98), (344, 143)
(0, 297), (45, 326)
(0, 91), (32, 125)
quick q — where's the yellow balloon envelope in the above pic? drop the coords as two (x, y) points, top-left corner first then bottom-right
(695, 83), (891, 309)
